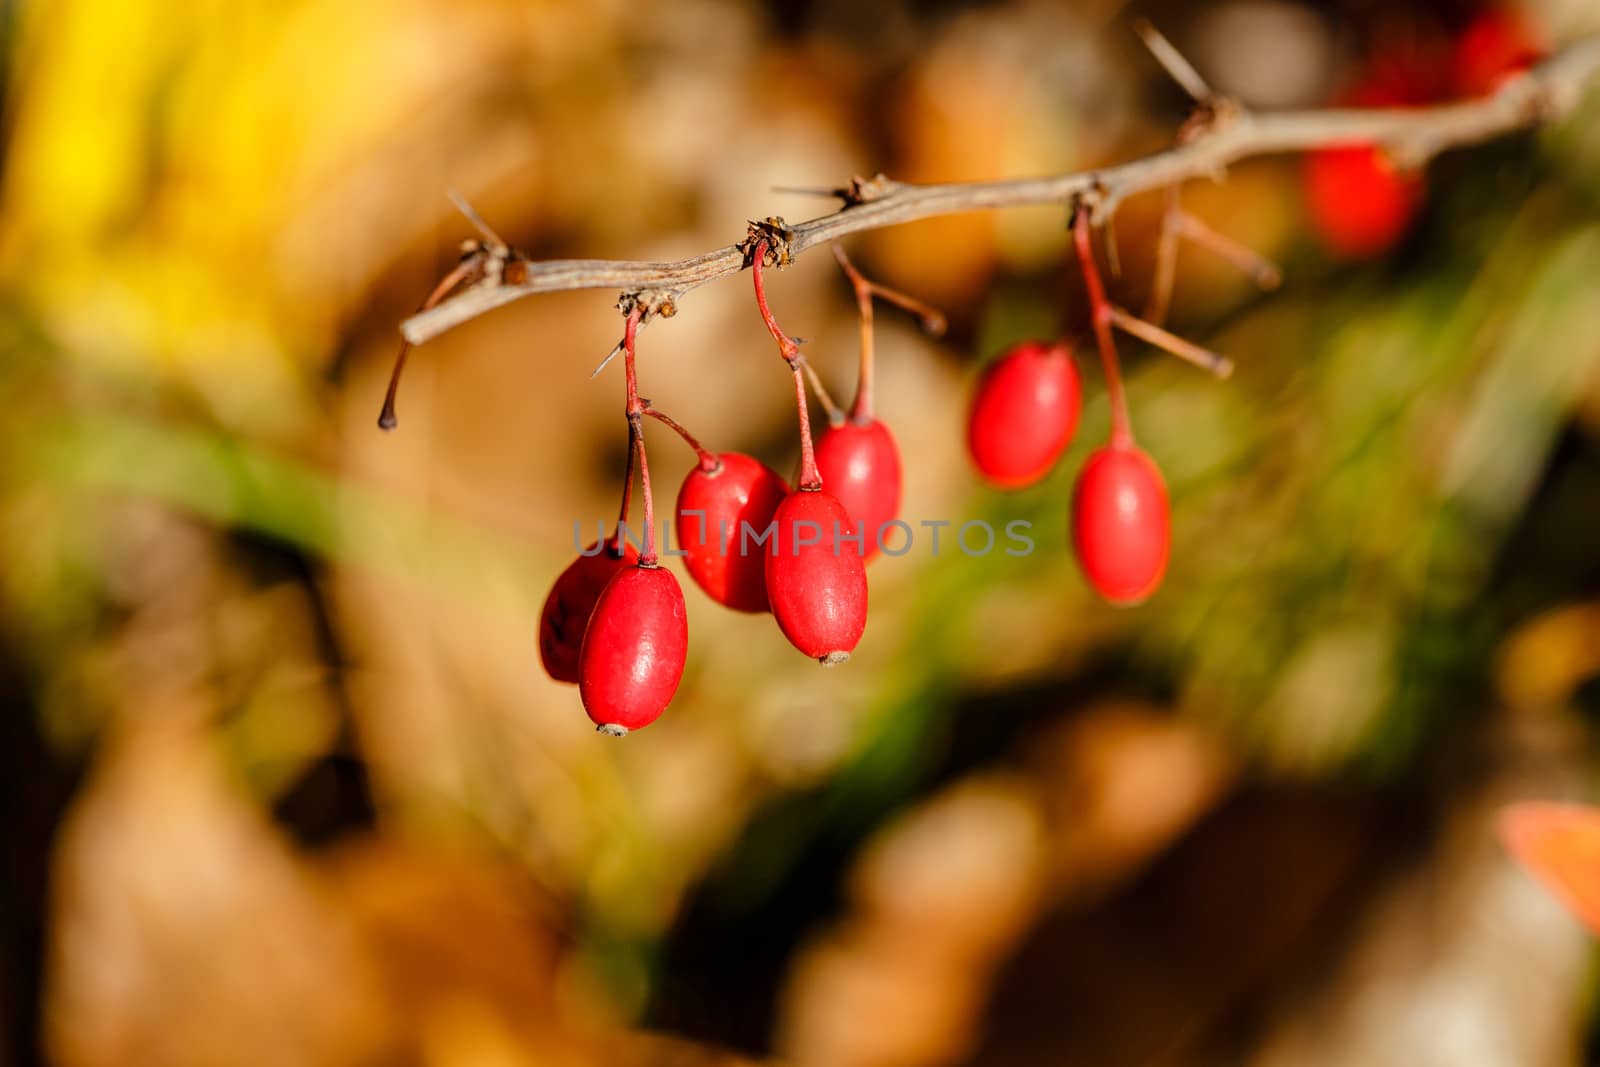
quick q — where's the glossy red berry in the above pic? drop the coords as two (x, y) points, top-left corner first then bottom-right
(1071, 444), (1170, 605)
(967, 340), (1081, 490)
(814, 418), (902, 560)
(1452, 9), (1544, 97)
(539, 540), (639, 684)
(578, 563), (688, 735)
(765, 490), (868, 663)
(676, 452), (788, 612)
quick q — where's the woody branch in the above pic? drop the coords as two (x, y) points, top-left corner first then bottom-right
(399, 35), (1600, 347)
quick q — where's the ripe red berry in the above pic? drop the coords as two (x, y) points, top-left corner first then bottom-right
(967, 340), (1081, 490)
(1303, 68), (1436, 260)
(1071, 443), (1170, 605)
(1452, 9), (1544, 97)
(1303, 145), (1422, 259)
(814, 418), (902, 560)
(539, 540), (639, 684)
(578, 563), (688, 734)
(765, 490), (868, 662)
(676, 452), (789, 612)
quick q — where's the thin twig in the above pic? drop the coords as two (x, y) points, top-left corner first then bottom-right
(378, 252), (487, 428)
(771, 184), (844, 197)
(590, 339), (625, 379)
(400, 37), (1600, 347)
(1110, 306), (1235, 379)
(1134, 18), (1215, 103)
(448, 189), (509, 251)
(1145, 184), (1183, 326)
(1177, 212), (1283, 290)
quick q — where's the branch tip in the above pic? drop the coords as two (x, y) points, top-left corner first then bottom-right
(841, 173), (898, 205)
(447, 189), (509, 253)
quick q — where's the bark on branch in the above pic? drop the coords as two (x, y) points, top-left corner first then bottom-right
(401, 36), (1600, 347)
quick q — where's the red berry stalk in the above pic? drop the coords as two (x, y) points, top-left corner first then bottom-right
(965, 202), (1234, 493)
(816, 245), (944, 559)
(637, 381), (790, 614)
(751, 238), (822, 491)
(750, 238), (868, 662)
(644, 405), (718, 473)
(1073, 206), (1133, 448)
(620, 308), (660, 565)
(677, 451), (789, 612)
(829, 244), (945, 424)
(1069, 206), (1172, 605)
(612, 332), (791, 615)
(574, 306), (689, 734)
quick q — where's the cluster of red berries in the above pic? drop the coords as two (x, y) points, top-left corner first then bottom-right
(533, 204), (1250, 733)
(1304, 7), (1545, 258)
(374, 9), (1558, 740)
(383, 198), (1258, 735)
(969, 210), (1173, 604)
(536, 236), (909, 734)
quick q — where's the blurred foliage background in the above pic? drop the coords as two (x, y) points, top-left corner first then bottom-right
(4, 0), (1600, 1064)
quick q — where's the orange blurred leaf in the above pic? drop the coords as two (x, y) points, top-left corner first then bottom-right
(1499, 802), (1600, 934)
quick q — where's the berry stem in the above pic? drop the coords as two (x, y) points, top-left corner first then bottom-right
(789, 364), (821, 490)
(634, 420), (657, 563)
(379, 252), (487, 430)
(612, 413), (636, 555)
(831, 243), (946, 423)
(796, 354), (845, 427)
(622, 308), (659, 564)
(1074, 206), (1134, 447)
(836, 243), (876, 421)
(751, 239), (802, 363)
(751, 239), (823, 490)
(643, 405), (719, 471)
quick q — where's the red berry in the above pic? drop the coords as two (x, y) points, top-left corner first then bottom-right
(578, 563), (688, 734)
(1304, 65), (1437, 260)
(1304, 144), (1422, 259)
(814, 418), (902, 560)
(765, 490), (868, 662)
(967, 340), (1081, 490)
(676, 452), (789, 612)
(1071, 444), (1170, 605)
(1452, 9), (1544, 97)
(539, 540), (639, 684)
